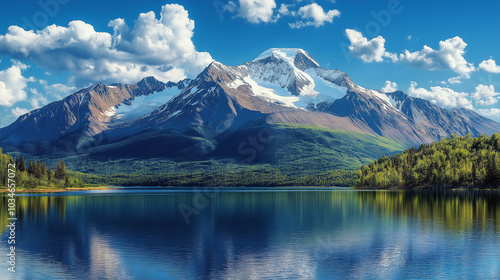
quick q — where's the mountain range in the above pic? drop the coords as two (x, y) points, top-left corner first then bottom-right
(1, 48), (499, 172)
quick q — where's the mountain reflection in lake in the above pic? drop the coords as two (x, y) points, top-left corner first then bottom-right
(1, 188), (499, 279)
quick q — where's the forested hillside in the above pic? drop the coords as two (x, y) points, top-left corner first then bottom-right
(357, 133), (500, 189)
(0, 148), (85, 189)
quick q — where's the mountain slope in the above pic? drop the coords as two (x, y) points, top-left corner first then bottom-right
(0, 48), (499, 160)
(0, 77), (186, 150)
(57, 123), (407, 179)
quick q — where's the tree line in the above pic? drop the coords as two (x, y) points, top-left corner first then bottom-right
(15, 156), (67, 180)
(72, 168), (357, 187)
(0, 148), (84, 189)
(357, 133), (500, 189)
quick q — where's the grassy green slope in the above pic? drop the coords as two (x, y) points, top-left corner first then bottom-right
(61, 124), (407, 187)
(267, 124), (407, 173)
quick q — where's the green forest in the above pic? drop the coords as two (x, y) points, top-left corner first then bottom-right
(71, 167), (357, 187)
(4, 132), (500, 190)
(357, 133), (500, 189)
(1, 146), (357, 189)
(0, 148), (85, 190)
(1, 123), (403, 189)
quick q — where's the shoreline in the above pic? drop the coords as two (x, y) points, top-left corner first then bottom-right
(2, 185), (350, 193)
(1, 186), (115, 193)
(3, 186), (497, 193)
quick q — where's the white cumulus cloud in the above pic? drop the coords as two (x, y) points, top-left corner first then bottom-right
(477, 108), (500, 119)
(0, 4), (213, 86)
(290, 3), (340, 28)
(228, 1), (341, 28)
(278, 4), (292, 16)
(39, 80), (76, 99)
(0, 61), (34, 106)
(478, 59), (500, 73)
(407, 81), (473, 109)
(381, 81), (398, 93)
(396, 36), (475, 77)
(345, 29), (391, 63)
(28, 88), (49, 109)
(447, 75), (467, 84)
(230, 0), (277, 23)
(471, 84), (499, 106)
(344, 34), (476, 83)
(11, 107), (30, 118)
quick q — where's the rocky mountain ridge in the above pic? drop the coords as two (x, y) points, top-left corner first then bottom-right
(1, 48), (499, 157)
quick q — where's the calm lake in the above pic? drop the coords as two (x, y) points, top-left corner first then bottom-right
(1, 187), (499, 279)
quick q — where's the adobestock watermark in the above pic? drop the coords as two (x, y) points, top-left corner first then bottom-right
(178, 173), (226, 225)
(313, 235), (338, 261)
(477, 72), (498, 88)
(178, 187), (221, 225)
(212, 0), (232, 21)
(237, 127), (275, 162)
(340, 0), (405, 63)
(59, 134), (104, 156)
(22, 0), (71, 31)
(75, 134), (104, 155)
(6, 163), (17, 273)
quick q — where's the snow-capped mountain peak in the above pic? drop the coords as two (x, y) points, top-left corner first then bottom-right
(227, 48), (347, 107)
(253, 48), (320, 69)
(4, 48), (499, 155)
(190, 51), (400, 114)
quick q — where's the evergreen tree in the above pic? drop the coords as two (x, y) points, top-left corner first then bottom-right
(47, 168), (53, 181)
(0, 151), (80, 189)
(18, 156), (26, 172)
(33, 160), (43, 178)
(358, 134), (500, 189)
(27, 159), (34, 175)
(55, 160), (67, 180)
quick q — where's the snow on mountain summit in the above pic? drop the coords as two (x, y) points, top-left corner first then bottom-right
(233, 48), (348, 108)
(182, 49), (402, 114)
(253, 48), (320, 68)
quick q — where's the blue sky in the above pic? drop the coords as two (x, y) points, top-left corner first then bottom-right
(0, 0), (499, 127)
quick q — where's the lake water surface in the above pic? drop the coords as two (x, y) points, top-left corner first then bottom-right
(1, 187), (499, 279)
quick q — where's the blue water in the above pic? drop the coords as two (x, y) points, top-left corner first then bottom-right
(1, 188), (499, 279)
